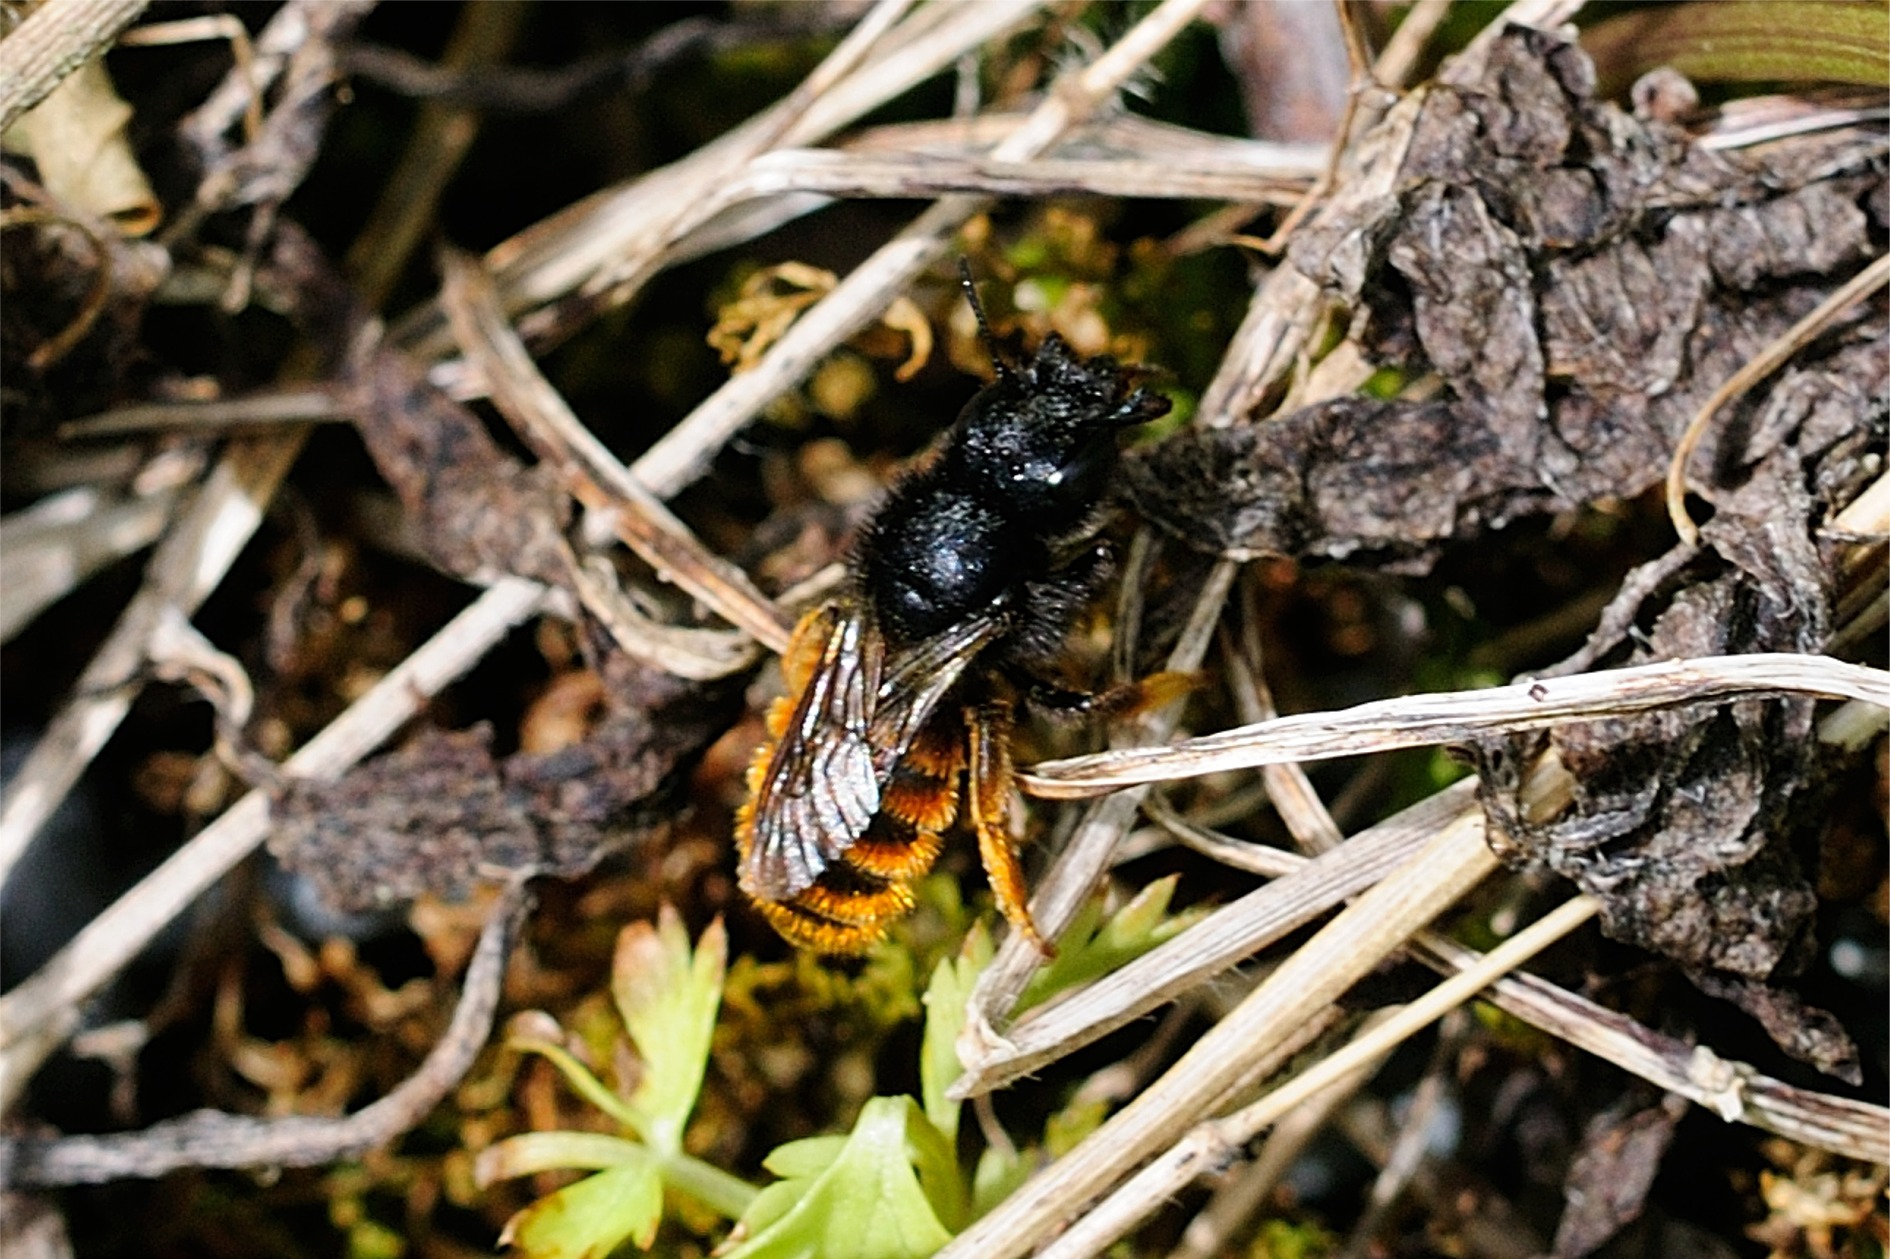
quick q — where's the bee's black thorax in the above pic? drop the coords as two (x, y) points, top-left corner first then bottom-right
(857, 333), (1169, 663)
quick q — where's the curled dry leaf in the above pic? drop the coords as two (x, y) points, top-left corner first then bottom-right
(1126, 27), (1884, 566)
(342, 329), (572, 589)
(7, 58), (161, 236)
(1550, 1093), (1688, 1259)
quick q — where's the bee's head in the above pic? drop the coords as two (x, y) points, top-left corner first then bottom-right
(948, 332), (1170, 522)
(942, 263), (1170, 521)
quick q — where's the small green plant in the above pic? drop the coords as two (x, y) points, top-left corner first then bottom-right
(479, 886), (1192, 1258)
(475, 907), (754, 1257)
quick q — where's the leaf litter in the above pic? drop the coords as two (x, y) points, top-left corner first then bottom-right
(1127, 26), (1885, 1080)
(1, 6), (1885, 1259)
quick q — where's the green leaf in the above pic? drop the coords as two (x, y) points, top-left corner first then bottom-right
(1018, 875), (1199, 1014)
(724, 1098), (955, 1259)
(504, 1031), (641, 1133)
(612, 907), (727, 1154)
(1043, 1097), (1108, 1159)
(918, 925), (992, 1146)
(499, 1155), (664, 1259)
(970, 1145), (1028, 1222)
(477, 1132), (649, 1183)
(1583, 1), (1888, 96)
(763, 1135), (850, 1181)
(902, 1099), (969, 1234)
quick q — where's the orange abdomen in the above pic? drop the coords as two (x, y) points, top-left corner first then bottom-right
(735, 707), (966, 954)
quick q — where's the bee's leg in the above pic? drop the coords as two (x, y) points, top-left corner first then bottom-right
(1015, 670), (1197, 725)
(965, 699), (1053, 958)
(780, 603), (839, 693)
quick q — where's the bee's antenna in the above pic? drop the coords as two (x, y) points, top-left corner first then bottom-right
(957, 257), (1013, 380)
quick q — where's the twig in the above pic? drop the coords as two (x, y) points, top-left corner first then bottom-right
(1665, 252), (1890, 546)
(0, 579), (547, 1108)
(438, 249), (794, 651)
(0, 880), (529, 1186)
(0, 0), (150, 131)
(1021, 653), (1890, 798)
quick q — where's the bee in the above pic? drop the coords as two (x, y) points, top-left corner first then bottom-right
(735, 270), (1172, 954)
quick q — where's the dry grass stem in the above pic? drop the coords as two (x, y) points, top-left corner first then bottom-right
(2, 209), (118, 367)
(1036, 897), (1603, 1259)
(938, 816), (1500, 1259)
(1701, 99), (1890, 151)
(0, 0), (151, 131)
(719, 145), (1319, 207)
(1022, 653), (1890, 798)
(952, 781), (1476, 1100)
(341, 1), (529, 309)
(1372, 0), (1454, 90)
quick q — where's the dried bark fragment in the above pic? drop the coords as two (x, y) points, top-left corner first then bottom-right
(271, 725), (537, 912)
(1119, 397), (1510, 565)
(1128, 27), (1885, 566)
(270, 644), (741, 912)
(1685, 969), (1861, 1085)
